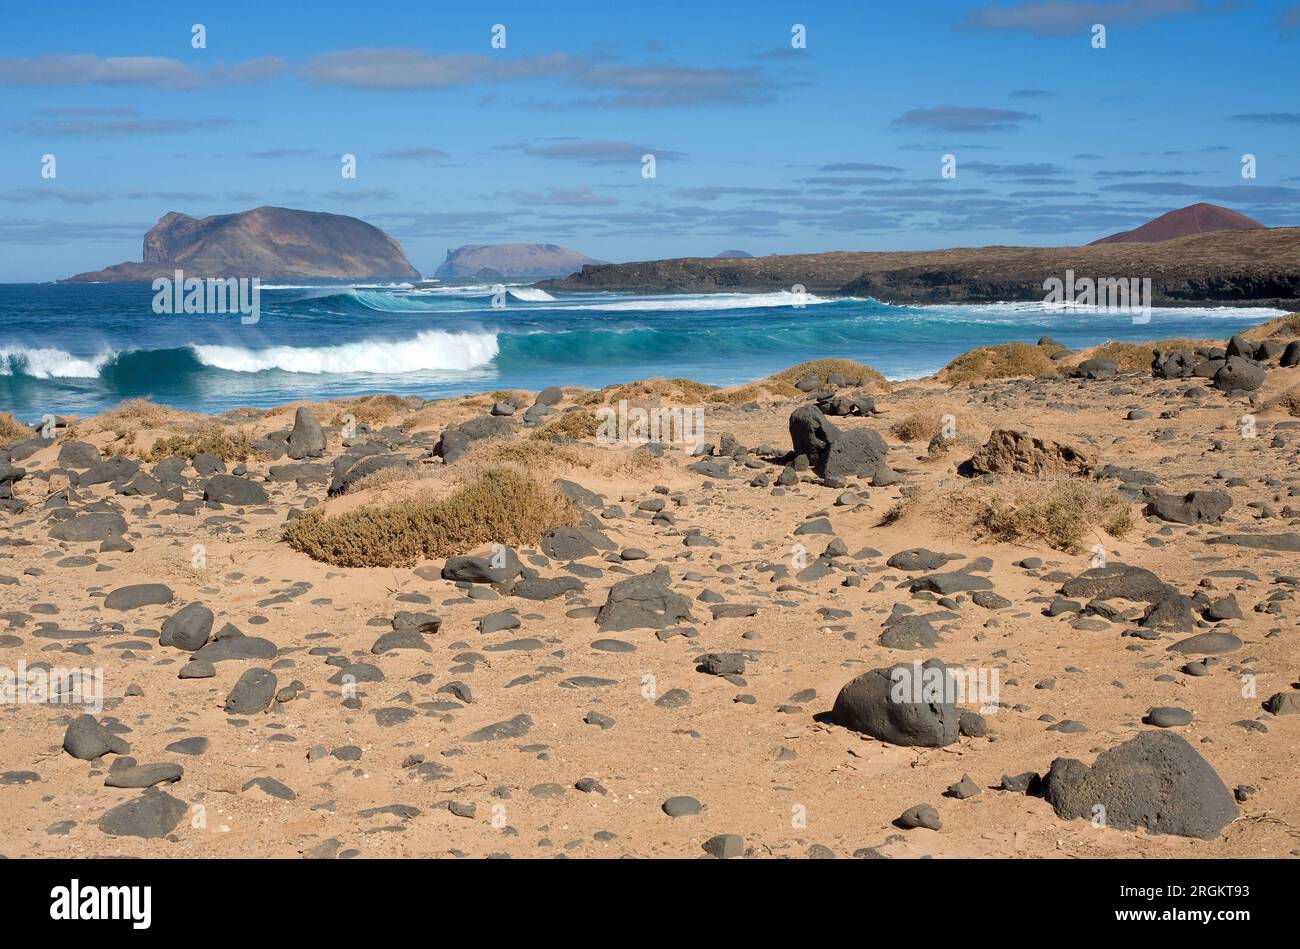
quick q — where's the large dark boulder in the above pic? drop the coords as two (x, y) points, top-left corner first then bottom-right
(595, 567), (693, 631)
(1213, 356), (1264, 392)
(286, 407), (326, 459)
(56, 440), (101, 469)
(48, 512), (127, 542)
(788, 405), (841, 468)
(819, 427), (888, 481)
(160, 602), (215, 651)
(1144, 489), (1231, 525)
(829, 659), (961, 747)
(203, 474), (268, 505)
(1042, 731), (1238, 839)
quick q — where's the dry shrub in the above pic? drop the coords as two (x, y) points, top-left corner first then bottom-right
(890, 412), (944, 443)
(603, 377), (714, 405)
(955, 479), (1132, 553)
(878, 490), (924, 527)
(1274, 387), (1300, 417)
(348, 463), (436, 493)
(940, 343), (1058, 385)
(531, 408), (600, 441)
(770, 358), (890, 392)
(1243, 312), (1300, 340)
(91, 397), (202, 433)
(147, 426), (255, 462)
(283, 467), (575, 567)
(330, 394), (419, 427)
(479, 436), (659, 478)
(705, 381), (801, 404)
(0, 411), (29, 443)
(1085, 338), (1215, 371)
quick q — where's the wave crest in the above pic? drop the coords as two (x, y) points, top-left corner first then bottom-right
(190, 330), (499, 375)
(0, 346), (116, 378)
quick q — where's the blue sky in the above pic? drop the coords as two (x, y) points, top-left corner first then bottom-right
(1, 0), (1298, 281)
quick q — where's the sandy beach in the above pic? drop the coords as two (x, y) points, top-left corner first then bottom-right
(2, 314), (1298, 859)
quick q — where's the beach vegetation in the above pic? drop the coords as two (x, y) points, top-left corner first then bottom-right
(283, 467), (575, 567)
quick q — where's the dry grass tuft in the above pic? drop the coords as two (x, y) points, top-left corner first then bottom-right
(90, 397), (204, 434)
(1243, 312), (1300, 340)
(330, 394), (421, 427)
(347, 463), (436, 493)
(890, 412), (944, 443)
(704, 381), (801, 404)
(949, 479), (1133, 553)
(770, 358), (890, 392)
(939, 343), (1058, 385)
(283, 467), (575, 567)
(146, 426), (255, 462)
(531, 408), (601, 441)
(0, 411), (29, 443)
(1274, 387), (1300, 417)
(602, 377), (714, 405)
(1084, 338), (1216, 371)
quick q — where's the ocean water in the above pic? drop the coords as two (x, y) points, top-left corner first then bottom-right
(0, 281), (1285, 422)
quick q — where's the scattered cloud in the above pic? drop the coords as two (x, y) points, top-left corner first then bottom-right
(1101, 181), (1300, 203)
(964, 1), (1203, 35)
(672, 186), (801, 201)
(322, 189), (398, 203)
(504, 139), (685, 164)
(377, 147), (450, 160)
(0, 54), (285, 88)
(246, 148), (321, 159)
(1229, 112), (1300, 124)
(0, 188), (213, 205)
(1093, 168), (1196, 178)
(23, 114), (235, 136)
(298, 48), (772, 107)
(892, 106), (1041, 133)
(493, 185), (619, 207)
(818, 162), (905, 172)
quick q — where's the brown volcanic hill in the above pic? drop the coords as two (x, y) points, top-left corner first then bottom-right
(64, 206), (421, 282)
(1091, 203), (1263, 245)
(538, 227), (1300, 307)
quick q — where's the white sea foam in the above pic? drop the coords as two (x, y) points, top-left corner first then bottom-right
(558, 290), (841, 312)
(899, 301), (1288, 320)
(507, 287), (556, 302)
(189, 330), (499, 375)
(0, 347), (115, 378)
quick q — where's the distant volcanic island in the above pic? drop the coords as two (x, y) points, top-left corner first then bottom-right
(64, 207), (421, 283)
(540, 204), (1298, 307)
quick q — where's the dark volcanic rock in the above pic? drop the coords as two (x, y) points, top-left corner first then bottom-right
(1145, 490), (1231, 525)
(49, 512), (127, 542)
(1042, 731), (1238, 839)
(160, 602), (214, 651)
(286, 407), (326, 459)
(829, 659), (960, 747)
(596, 567), (693, 631)
(97, 787), (188, 838)
(224, 668), (278, 714)
(63, 714), (130, 760)
(104, 583), (174, 611)
(1213, 355), (1264, 392)
(203, 474), (268, 506)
